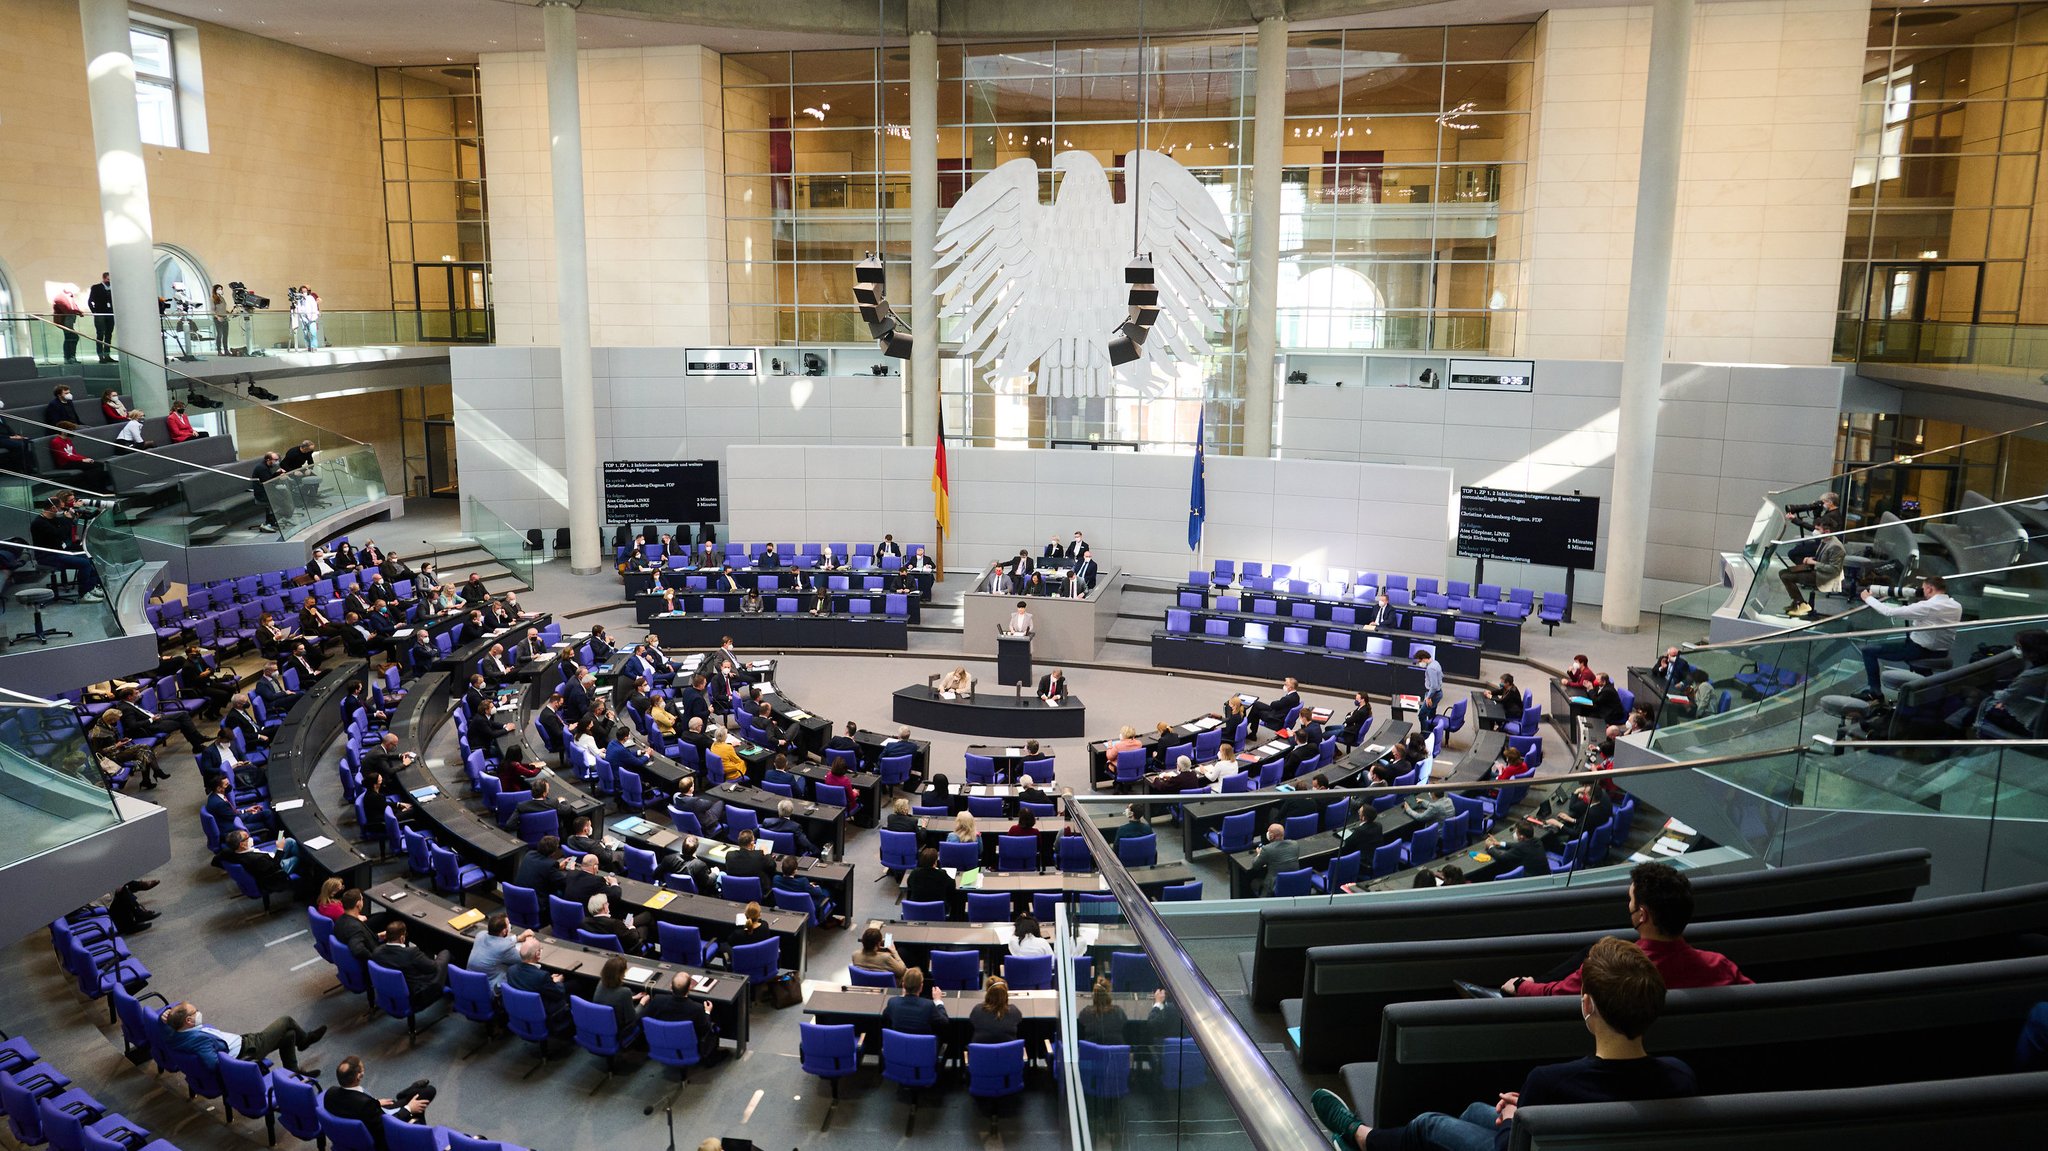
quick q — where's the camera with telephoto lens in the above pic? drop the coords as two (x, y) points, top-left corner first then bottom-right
(229, 282), (269, 310)
(1864, 583), (1926, 604)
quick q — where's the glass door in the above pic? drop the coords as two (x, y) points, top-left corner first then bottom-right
(424, 418), (458, 498)
(1863, 261), (1981, 363)
(411, 262), (491, 342)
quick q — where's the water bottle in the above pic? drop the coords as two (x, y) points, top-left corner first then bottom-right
(819, 843), (832, 864)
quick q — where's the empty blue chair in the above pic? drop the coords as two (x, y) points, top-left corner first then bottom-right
(1114, 832), (1157, 868)
(1441, 811), (1472, 854)
(720, 875), (763, 904)
(313, 1104), (374, 1151)
(569, 995), (639, 1089)
(729, 938), (781, 988)
(1283, 813), (1319, 841)
(1077, 1039), (1133, 1105)
(1165, 609), (1191, 632)
(1110, 951), (1158, 994)
(516, 809), (558, 846)
(1002, 953), (1053, 990)
(368, 960), (441, 1043)
(1057, 835), (1095, 873)
(848, 966), (897, 989)
(430, 844), (490, 900)
(270, 1071), (324, 1149)
(1371, 840), (1403, 879)
(1401, 821), (1442, 866)
(1313, 851), (1362, 893)
(774, 889), (829, 928)
(966, 891), (1012, 923)
(799, 1023), (859, 1100)
(1205, 810), (1255, 853)
(643, 1016), (703, 1097)
(929, 949), (982, 992)
(966, 1040), (1026, 1112)
(501, 883), (542, 931)
(1114, 748), (1147, 789)
(880, 829), (920, 877)
(966, 794), (1006, 818)
(656, 921), (717, 967)
(446, 966), (500, 1054)
(1273, 867), (1314, 897)
(219, 1054), (276, 1140)
(881, 1029), (939, 1126)
(499, 986), (558, 1069)
(995, 834), (1039, 873)
(548, 895), (584, 940)
(1160, 880), (1203, 901)
(964, 754), (1000, 784)
(900, 900), (948, 923)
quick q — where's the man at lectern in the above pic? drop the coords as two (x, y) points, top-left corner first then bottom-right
(1038, 669), (1067, 704)
(1006, 601), (1036, 638)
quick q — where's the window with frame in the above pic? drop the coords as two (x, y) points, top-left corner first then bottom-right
(131, 24), (179, 148)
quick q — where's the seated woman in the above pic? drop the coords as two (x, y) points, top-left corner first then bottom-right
(937, 667), (974, 696)
(1560, 654), (1599, 693)
(740, 589), (763, 614)
(948, 811), (979, 844)
(821, 759), (859, 815)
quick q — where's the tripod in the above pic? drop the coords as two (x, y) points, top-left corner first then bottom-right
(237, 308), (266, 357)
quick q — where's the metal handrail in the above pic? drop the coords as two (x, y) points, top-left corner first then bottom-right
(1064, 794), (1333, 1151)
(1670, 608), (2048, 656)
(1064, 742), (1811, 806)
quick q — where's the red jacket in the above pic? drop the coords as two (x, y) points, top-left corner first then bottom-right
(1514, 936), (1752, 997)
(50, 435), (91, 465)
(166, 412), (196, 442)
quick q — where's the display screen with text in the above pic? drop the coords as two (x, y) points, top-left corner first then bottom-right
(1456, 486), (1599, 569)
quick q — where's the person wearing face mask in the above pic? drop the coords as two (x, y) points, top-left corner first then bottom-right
(44, 384), (81, 426)
(1312, 936), (1697, 1151)
(163, 1000), (327, 1074)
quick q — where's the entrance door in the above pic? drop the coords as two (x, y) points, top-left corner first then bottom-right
(411, 262), (491, 342)
(1862, 261), (1981, 363)
(424, 418), (458, 498)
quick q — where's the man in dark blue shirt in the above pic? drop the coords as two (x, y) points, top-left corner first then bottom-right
(1311, 936), (1696, 1150)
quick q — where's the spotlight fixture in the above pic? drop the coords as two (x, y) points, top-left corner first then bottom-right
(1106, 257), (1159, 367)
(852, 256), (913, 359)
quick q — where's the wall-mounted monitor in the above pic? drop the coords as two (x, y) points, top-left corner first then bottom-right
(603, 460), (721, 523)
(1456, 486), (1599, 569)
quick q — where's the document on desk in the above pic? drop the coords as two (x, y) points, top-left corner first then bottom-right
(447, 908), (486, 932)
(1652, 837), (1690, 857)
(304, 836), (334, 850)
(626, 966), (656, 984)
(785, 710), (810, 721)
(940, 691), (958, 700)
(1044, 699), (1060, 707)
(273, 799), (306, 811)
(1192, 717), (1222, 731)
(1664, 818), (1698, 836)
(644, 890), (677, 910)
(1005, 747), (1024, 757)
(756, 682), (777, 695)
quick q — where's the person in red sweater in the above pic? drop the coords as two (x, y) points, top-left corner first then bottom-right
(47, 422), (112, 491)
(1500, 861), (1751, 997)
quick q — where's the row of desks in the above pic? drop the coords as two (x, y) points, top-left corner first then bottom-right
(1167, 608), (1485, 677)
(624, 565), (936, 602)
(1177, 583), (1524, 656)
(267, 660), (379, 891)
(365, 879), (752, 1052)
(1177, 717), (1414, 858)
(1151, 631), (1432, 697)
(634, 589), (924, 626)
(648, 613), (908, 651)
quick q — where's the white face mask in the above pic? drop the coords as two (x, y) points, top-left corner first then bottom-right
(192, 1011), (204, 1026)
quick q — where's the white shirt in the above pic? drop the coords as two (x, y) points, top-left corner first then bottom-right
(116, 418), (146, 444)
(1864, 592), (1963, 652)
(1008, 934), (1054, 958)
(195, 1024), (243, 1056)
(1008, 611), (1034, 636)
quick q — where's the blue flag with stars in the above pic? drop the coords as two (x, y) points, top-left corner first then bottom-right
(1188, 410), (1207, 552)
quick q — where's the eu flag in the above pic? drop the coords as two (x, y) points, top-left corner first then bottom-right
(1188, 410), (1207, 552)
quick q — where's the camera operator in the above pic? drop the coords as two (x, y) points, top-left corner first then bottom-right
(1783, 491), (1839, 535)
(1856, 574), (1962, 702)
(1777, 514), (1843, 618)
(210, 284), (231, 353)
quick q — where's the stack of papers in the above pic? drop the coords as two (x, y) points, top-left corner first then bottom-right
(447, 908), (485, 931)
(273, 798), (305, 812)
(304, 835), (334, 850)
(626, 966), (656, 984)
(1664, 818), (1698, 836)
(1651, 837), (1690, 857)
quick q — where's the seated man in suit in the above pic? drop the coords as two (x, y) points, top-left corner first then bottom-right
(639, 970), (726, 1065)
(221, 829), (300, 894)
(761, 798), (819, 856)
(579, 892), (646, 954)
(718, 829), (771, 890)
(512, 835), (574, 898)
(369, 919), (451, 1010)
(562, 671), (594, 724)
(877, 967), (948, 1047)
(513, 778), (577, 830)
(1016, 774), (1053, 810)
(1481, 821), (1551, 877)
(771, 854), (834, 921)
(503, 937), (573, 1034)
(902, 846), (961, 918)
(563, 813), (623, 873)
(323, 1054), (436, 1151)
(1069, 548), (1099, 594)
(1037, 668), (1069, 703)
(676, 716), (714, 759)
(1147, 754), (1207, 795)
(163, 1000), (327, 1075)
(562, 852), (621, 911)
(1249, 677), (1301, 739)
(1337, 692), (1375, 747)
(1040, 535), (1065, 561)
(1247, 823), (1302, 897)
(205, 771), (273, 834)
(330, 889), (390, 960)
(670, 773), (724, 832)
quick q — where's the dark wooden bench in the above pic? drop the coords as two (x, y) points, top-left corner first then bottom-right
(1244, 847), (1931, 1011)
(1340, 954), (2048, 1128)
(1289, 875), (2048, 1071)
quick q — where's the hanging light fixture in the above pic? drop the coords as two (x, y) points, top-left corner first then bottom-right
(848, 0), (912, 360)
(1109, 0), (1157, 368)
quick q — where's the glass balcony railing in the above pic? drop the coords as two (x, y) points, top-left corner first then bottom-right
(4, 307), (478, 366)
(0, 691), (124, 869)
(464, 496), (535, 589)
(6, 316), (388, 542)
(1834, 317), (2048, 372)
(0, 470), (149, 646)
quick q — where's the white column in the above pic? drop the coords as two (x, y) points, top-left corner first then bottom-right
(1240, 15), (1287, 459)
(908, 25), (939, 447)
(79, 0), (167, 412)
(1602, 0), (1694, 633)
(543, 1), (601, 573)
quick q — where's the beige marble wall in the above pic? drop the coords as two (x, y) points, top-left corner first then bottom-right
(0, 0), (387, 314)
(1518, 0), (1868, 366)
(480, 45), (728, 347)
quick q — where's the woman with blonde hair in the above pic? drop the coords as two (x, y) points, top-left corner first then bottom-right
(949, 810), (979, 843)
